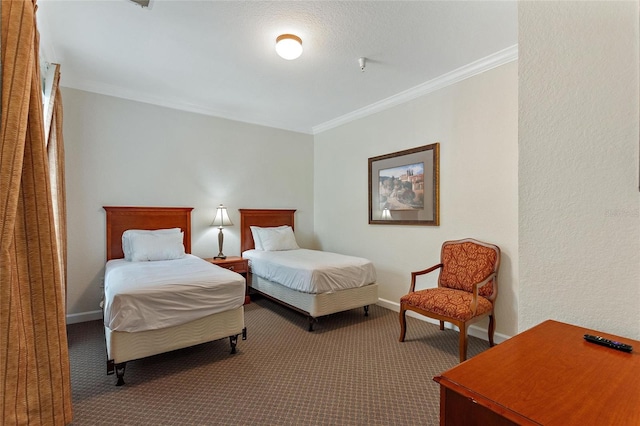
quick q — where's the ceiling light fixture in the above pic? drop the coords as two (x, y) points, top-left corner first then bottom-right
(275, 34), (303, 60)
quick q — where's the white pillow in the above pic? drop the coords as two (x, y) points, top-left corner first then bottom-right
(250, 225), (289, 251)
(129, 231), (186, 262)
(258, 226), (299, 251)
(122, 228), (181, 260)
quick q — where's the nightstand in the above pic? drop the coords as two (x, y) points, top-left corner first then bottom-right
(203, 256), (250, 304)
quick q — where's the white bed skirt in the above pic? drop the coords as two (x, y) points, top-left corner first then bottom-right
(105, 305), (245, 364)
(250, 274), (378, 318)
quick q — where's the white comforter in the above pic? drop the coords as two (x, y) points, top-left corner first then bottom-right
(242, 249), (376, 294)
(104, 254), (245, 332)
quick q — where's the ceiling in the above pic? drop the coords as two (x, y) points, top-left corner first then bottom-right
(37, 1), (518, 135)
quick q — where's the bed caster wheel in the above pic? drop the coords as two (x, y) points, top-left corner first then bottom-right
(115, 362), (126, 386)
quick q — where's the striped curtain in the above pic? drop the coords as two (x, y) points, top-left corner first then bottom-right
(0, 1), (73, 424)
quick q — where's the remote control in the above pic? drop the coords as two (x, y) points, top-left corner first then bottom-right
(583, 334), (633, 352)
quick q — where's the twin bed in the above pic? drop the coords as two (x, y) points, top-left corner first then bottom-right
(102, 206), (378, 385)
(103, 206), (246, 386)
(239, 209), (378, 331)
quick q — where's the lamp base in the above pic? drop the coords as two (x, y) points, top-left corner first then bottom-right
(214, 227), (226, 260)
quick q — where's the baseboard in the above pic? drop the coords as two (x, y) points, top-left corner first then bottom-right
(68, 301), (512, 344)
(66, 310), (102, 325)
(376, 298), (511, 344)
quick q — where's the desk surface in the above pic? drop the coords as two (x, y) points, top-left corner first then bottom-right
(434, 320), (640, 425)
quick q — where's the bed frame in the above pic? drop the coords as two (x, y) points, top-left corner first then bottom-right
(239, 208), (378, 331)
(103, 206), (246, 386)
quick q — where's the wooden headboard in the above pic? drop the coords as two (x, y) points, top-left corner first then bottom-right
(104, 206), (194, 261)
(239, 209), (296, 254)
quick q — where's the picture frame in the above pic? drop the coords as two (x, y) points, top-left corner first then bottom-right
(368, 143), (439, 225)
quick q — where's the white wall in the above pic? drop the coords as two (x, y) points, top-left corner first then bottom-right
(63, 88), (314, 320)
(63, 2), (640, 343)
(519, 2), (640, 338)
(314, 62), (519, 339)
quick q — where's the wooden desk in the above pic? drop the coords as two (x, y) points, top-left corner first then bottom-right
(434, 320), (639, 425)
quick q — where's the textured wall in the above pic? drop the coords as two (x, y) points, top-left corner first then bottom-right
(519, 2), (640, 337)
(63, 88), (314, 318)
(314, 63), (519, 339)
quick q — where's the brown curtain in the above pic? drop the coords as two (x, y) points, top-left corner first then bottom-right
(0, 1), (73, 424)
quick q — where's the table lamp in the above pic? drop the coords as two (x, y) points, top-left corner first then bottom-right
(211, 204), (233, 259)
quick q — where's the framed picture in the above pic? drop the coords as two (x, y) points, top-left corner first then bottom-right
(368, 143), (439, 225)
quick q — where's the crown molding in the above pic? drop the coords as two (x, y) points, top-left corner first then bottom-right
(62, 80), (313, 134)
(311, 44), (518, 135)
(59, 44), (517, 136)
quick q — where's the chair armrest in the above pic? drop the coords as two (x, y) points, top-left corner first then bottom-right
(469, 272), (497, 315)
(409, 264), (443, 293)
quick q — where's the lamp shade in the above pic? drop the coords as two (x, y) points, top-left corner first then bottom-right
(211, 204), (233, 227)
(276, 34), (303, 60)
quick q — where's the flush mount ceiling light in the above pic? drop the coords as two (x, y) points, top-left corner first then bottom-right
(275, 34), (303, 60)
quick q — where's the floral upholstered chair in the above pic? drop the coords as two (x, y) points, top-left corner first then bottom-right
(399, 238), (501, 362)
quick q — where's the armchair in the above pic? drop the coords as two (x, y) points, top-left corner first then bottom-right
(399, 238), (501, 362)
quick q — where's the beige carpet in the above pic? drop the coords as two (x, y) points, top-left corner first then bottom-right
(68, 297), (489, 425)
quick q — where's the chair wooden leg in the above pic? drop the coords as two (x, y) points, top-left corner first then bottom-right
(439, 320), (444, 331)
(488, 313), (496, 347)
(399, 307), (407, 342)
(459, 324), (468, 362)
